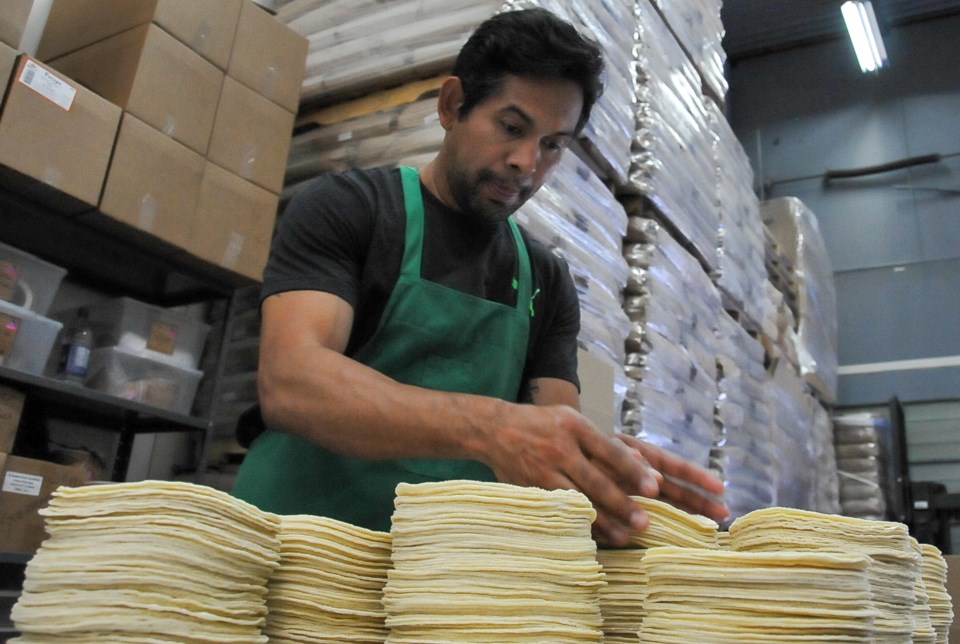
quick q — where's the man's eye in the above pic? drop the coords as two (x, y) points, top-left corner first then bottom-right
(502, 122), (522, 136)
(544, 139), (566, 152)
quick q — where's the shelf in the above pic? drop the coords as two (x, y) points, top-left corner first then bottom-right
(0, 552), (31, 565)
(0, 179), (253, 307)
(0, 366), (209, 434)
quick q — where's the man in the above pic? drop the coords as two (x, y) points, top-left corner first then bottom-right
(232, 7), (727, 545)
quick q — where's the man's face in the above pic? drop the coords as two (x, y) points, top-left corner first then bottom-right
(440, 74), (584, 224)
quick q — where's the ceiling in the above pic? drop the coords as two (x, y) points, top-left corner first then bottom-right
(720, 0), (960, 63)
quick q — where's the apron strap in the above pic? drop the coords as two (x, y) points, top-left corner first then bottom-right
(398, 166), (533, 315)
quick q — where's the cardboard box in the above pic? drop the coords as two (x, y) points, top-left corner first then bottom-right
(0, 454), (87, 553)
(152, 0), (243, 70)
(35, 0), (158, 61)
(228, 0), (307, 112)
(0, 41), (17, 100)
(0, 0), (36, 51)
(36, 0), (243, 68)
(188, 163), (278, 281)
(48, 23), (223, 155)
(0, 385), (26, 454)
(207, 77), (295, 194)
(0, 56), (121, 213)
(577, 347), (619, 436)
(96, 113), (205, 252)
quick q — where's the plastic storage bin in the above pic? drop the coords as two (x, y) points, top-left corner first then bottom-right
(85, 346), (203, 415)
(0, 299), (63, 375)
(0, 241), (68, 316)
(81, 297), (211, 370)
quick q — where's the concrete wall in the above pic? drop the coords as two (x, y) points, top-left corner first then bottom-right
(727, 14), (960, 407)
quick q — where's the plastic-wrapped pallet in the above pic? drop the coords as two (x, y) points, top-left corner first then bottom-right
(621, 216), (719, 469)
(833, 412), (889, 520)
(712, 310), (776, 523)
(811, 400), (841, 515)
(515, 149), (631, 366)
(627, 0), (719, 272)
(761, 197), (838, 403)
(706, 97), (767, 330)
(509, 0), (637, 184)
(284, 96), (443, 198)
(767, 358), (838, 513)
(280, 0), (507, 106)
(649, 0), (727, 105)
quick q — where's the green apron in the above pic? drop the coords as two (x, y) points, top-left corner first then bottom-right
(232, 166), (533, 532)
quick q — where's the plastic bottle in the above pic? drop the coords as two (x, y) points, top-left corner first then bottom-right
(58, 307), (93, 384)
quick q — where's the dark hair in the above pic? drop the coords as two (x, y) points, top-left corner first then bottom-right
(452, 8), (604, 134)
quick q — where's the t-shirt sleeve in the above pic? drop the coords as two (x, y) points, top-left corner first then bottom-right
(524, 251), (581, 392)
(261, 172), (376, 307)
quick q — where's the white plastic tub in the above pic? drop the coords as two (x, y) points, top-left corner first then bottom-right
(85, 346), (203, 415)
(0, 299), (63, 375)
(0, 241), (68, 316)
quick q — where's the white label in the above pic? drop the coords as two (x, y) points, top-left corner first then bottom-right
(3, 470), (43, 496)
(19, 60), (76, 111)
(914, 500), (930, 510)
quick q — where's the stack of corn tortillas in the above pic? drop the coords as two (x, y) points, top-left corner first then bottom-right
(920, 543), (955, 642)
(11, 481), (281, 643)
(264, 515), (392, 643)
(639, 546), (877, 642)
(596, 548), (649, 644)
(597, 496), (721, 642)
(907, 537), (936, 643)
(729, 507), (927, 642)
(383, 480), (605, 643)
(627, 496), (721, 549)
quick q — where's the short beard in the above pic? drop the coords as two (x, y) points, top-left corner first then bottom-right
(447, 167), (531, 226)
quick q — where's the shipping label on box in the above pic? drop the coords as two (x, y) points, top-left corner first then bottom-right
(0, 56), (121, 212)
(147, 321), (179, 356)
(0, 454), (87, 553)
(47, 23), (223, 156)
(17, 58), (75, 109)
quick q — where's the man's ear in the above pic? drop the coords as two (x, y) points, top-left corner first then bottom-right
(437, 76), (465, 130)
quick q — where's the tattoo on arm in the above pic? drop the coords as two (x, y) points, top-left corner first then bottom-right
(518, 380), (540, 404)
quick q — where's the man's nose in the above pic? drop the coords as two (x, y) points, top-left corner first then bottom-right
(507, 138), (540, 175)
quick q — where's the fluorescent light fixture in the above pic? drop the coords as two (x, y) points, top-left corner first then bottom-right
(842, 0), (888, 72)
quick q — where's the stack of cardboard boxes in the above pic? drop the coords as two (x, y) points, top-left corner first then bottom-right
(0, 0), (307, 281)
(0, 0), (307, 555)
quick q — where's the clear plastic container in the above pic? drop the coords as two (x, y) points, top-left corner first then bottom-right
(85, 346), (203, 415)
(73, 297), (211, 370)
(0, 299), (64, 375)
(0, 241), (68, 317)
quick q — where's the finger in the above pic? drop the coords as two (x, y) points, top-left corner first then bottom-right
(632, 439), (726, 496)
(658, 473), (730, 522)
(564, 448), (648, 537)
(545, 470), (642, 547)
(586, 431), (658, 498)
(592, 507), (642, 548)
(614, 435), (662, 496)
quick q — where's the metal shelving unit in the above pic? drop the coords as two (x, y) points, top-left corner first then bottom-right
(0, 178), (250, 633)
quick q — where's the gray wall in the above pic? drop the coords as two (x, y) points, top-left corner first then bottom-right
(727, 14), (960, 407)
